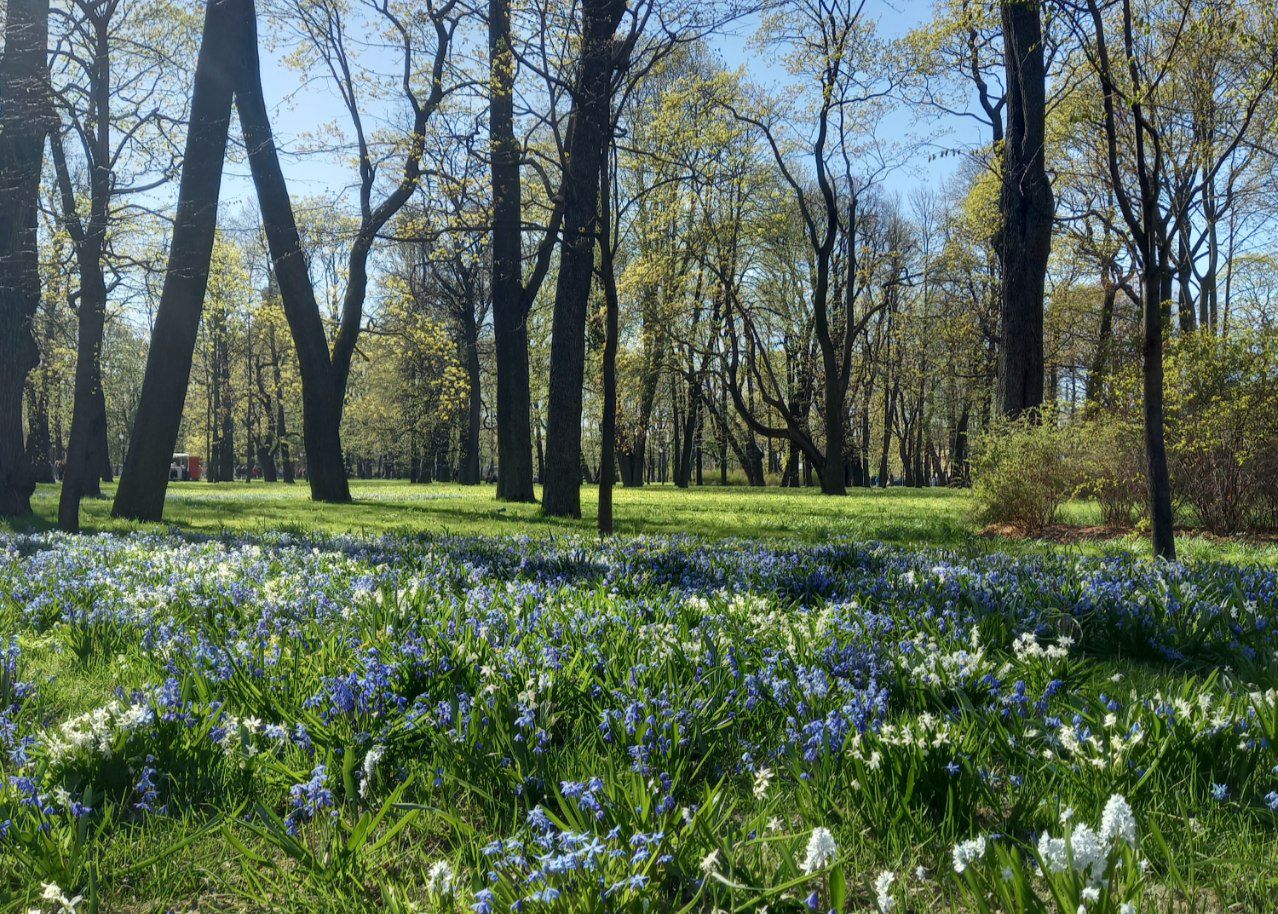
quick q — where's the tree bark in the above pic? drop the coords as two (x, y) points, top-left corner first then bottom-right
(113, 0), (242, 521)
(0, 0), (50, 518)
(234, 0), (350, 503)
(998, 0), (1053, 418)
(459, 299), (483, 485)
(541, 0), (626, 518)
(25, 384), (55, 484)
(598, 157), (619, 534)
(1143, 254), (1176, 559)
(488, 0), (537, 502)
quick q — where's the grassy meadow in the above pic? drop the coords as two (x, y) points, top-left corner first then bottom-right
(2, 483), (1278, 913)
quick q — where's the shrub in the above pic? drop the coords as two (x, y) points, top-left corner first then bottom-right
(1104, 329), (1278, 535)
(1162, 331), (1278, 534)
(972, 409), (1082, 532)
(1076, 416), (1146, 528)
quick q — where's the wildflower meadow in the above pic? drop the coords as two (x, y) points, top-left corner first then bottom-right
(3, 525), (1277, 912)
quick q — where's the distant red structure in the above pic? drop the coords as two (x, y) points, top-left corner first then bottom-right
(171, 454), (201, 481)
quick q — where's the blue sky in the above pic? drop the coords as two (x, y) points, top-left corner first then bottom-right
(221, 0), (966, 218)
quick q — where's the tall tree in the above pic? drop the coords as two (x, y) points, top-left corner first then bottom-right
(998, 0), (1053, 417)
(51, 0), (188, 529)
(0, 0), (51, 518)
(112, 0), (244, 521)
(487, 0), (553, 502)
(540, 0), (630, 517)
(235, 0), (458, 503)
(1071, 0), (1278, 559)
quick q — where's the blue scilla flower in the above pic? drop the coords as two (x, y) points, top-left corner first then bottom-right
(285, 765), (334, 835)
(1211, 783), (1229, 802)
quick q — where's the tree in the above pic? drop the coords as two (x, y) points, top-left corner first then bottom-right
(1068, 0), (1278, 558)
(0, 0), (51, 518)
(540, 0), (630, 517)
(50, 0), (189, 529)
(998, 0), (1053, 417)
(721, 0), (896, 496)
(487, 0), (568, 502)
(112, 0), (244, 522)
(234, 0), (458, 503)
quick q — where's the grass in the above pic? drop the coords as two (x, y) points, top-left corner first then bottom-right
(12, 479), (1278, 566)
(4, 527), (1278, 913)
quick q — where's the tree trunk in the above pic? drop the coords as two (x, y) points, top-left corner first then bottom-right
(59, 245), (110, 530)
(1143, 254), (1176, 560)
(598, 158), (619, 535)
(998, 0), (1053, 418)
(267, 324), (295, 483)
(1087, 283), (1117, 406)
(488, 0), (536, 502)
(819, 379), (846, 495)
(952, 401), (971, 485)
(234, 0), (349, 504)
(459, 303), (483, 485)
(540, 0), (626, 518)
(25, 384), (55, 484)
(0, 0), (50, 518)
(113, 0), (242, 522)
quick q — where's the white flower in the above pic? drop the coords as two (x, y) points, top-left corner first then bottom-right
(752, 767), (774, 800)
(38, 884), (82, 913)
(952, 836), (987, 873)
(427, 860), (454, 895)
(1081, 886), (1100, 903)
(360, 744), (386, 799)
(1100, 794), (1137, 846)
(874, 870), (896, 912)
(800, 827), (838, 873)
(700, 849), (722, 876)
(914, 865), (929, 882)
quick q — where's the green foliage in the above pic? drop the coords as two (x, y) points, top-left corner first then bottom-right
(1164, 331), (1278, 534)
(1106, 330), (1278, 535)
(1075, 416), (1146, 528)
(972, 412), (1083, 532)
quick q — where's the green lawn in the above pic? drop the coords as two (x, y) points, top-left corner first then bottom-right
(11, 479), (1278, 565)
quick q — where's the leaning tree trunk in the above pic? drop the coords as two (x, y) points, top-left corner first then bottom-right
(0, 0), (50, 518)
(998, 0), (1053, 418)
(234, 0), (349, 504)
(540, 0), (626, 518)
(113, 0), (242, 521)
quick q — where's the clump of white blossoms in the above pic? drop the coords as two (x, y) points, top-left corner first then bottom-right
(951, 835), (987, 873)
(800, 827), (838, 873)
(43, 700), (154, 770)
(1038, 794), (1139, 889)
(427, 860), (455, 896)
(874, 870), (896, 912)
(752, 767), (774, 800)
(360, 744), (386, 799)
(39, 883), (84, 913)
(1012, 631), (1073, 663)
